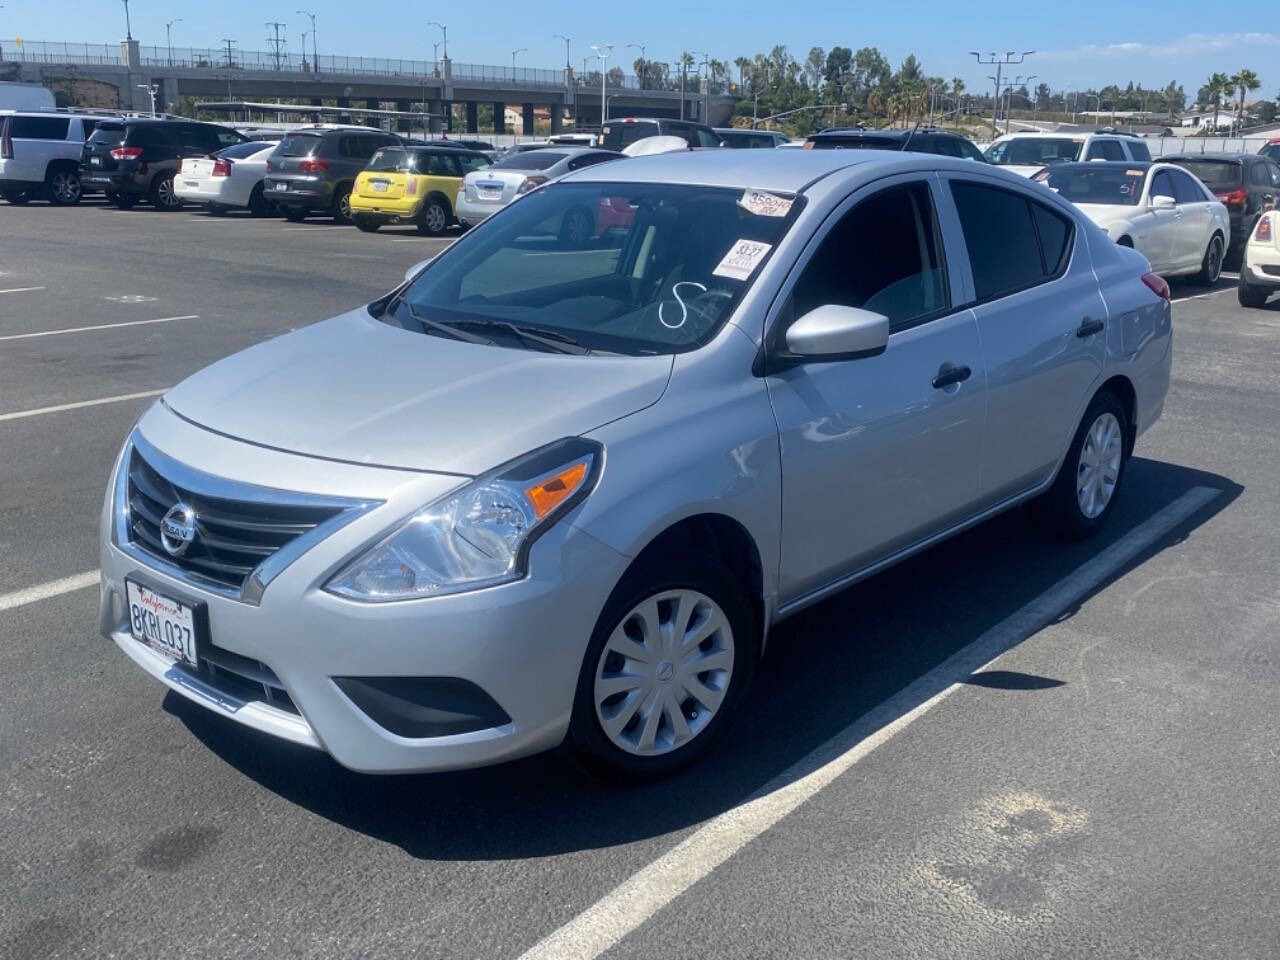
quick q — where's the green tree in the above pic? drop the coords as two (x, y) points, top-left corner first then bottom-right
(1204, 72), (1230, 130)
(1231, 68), (1260, 129)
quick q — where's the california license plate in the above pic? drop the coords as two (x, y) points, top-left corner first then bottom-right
(125, 579), (199, 667)
(274, 181), (288, 191)
(90, 156), (102, 166)
(372, 180), (389, 192)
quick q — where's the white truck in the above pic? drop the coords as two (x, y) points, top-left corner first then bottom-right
(0, 82), (57, 111)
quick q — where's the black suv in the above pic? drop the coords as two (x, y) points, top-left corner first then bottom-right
(81, 118), (248, 210)
(263, 127), (402, 224)
(1165, 153), (1280, 267)
(804, 128), (987, 161)
(599, 118), (723, 151)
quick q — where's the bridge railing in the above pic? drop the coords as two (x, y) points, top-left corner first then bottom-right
(0, 40), (121, 64)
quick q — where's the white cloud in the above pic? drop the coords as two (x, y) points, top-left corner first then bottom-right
(1039, 32), (1280, 60)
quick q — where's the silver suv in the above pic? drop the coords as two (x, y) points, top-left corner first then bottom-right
(99, 150), (1172, 781)
(0, 111), (110, 204)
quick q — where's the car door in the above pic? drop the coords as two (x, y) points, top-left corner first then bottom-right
(1170, 168), (1213, 267)
(944, 175), (1107, 504)
(1142, 170), (1180, 272)
(766, 175), (987, 603)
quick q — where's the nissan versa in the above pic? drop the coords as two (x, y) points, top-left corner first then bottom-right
(100, 151), (1172, 780)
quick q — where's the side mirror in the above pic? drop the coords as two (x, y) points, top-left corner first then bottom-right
(1151, 195), (1176, 210)
(784, 304), (890, 361)
(403, 257), (435, 284)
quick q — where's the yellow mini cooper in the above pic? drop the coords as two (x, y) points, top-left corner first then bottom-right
(350, 144), (490, 235)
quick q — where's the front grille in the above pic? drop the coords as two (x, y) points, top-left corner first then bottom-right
(126, 447), (344, 593)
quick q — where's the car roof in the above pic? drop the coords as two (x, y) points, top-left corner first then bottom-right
(565, 148), (943, 193)
(1041, 160), (1154, 171)
(1167, 154), (1247, 164)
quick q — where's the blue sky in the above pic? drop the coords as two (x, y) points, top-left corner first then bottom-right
(5, 0), (1277, 101)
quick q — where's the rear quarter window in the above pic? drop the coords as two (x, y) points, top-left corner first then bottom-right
(10, 116), (70, 140)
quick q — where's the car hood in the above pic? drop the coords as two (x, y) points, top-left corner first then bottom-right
(163, 308), (674, 475)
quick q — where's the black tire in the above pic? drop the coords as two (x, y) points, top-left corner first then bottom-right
(566, 552), (759, 782)
(2, 189), (31, 204)
(149, 171), (182, 210)
(417, 197), (450, 235)
(353, 215), (380, 233)
(331, 185), (353, 224)
(247, 182), (270, 217)
(1035, 391), (1130, 540)
(45, 166), (82, 205)
(1238, 272), (1270, 308)
(113, 194), (139, 210)
(559, 205), (593, 247)
(281, 206), (308, 222)
(1192, 234), (1224, 286)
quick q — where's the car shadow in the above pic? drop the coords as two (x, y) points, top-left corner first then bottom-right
(167, 457), (1240, 860)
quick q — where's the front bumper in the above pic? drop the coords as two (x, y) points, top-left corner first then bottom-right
(1242, 241), (1280, 287)
(99, 404), (630, 773)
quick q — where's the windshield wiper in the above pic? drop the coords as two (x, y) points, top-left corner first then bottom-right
(398, 300), (493, 346)
(464, 319), (591, 355)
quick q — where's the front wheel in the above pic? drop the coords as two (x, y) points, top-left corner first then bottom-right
(1035, 391), (1129, 540)
(567, 553), (757, 782)
(1193, 235), (1224, 286)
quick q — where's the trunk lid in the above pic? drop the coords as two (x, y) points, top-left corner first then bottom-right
(82, 123), (125, 172)
(463, 169), (526, 204)
(355, 170), (410, 200)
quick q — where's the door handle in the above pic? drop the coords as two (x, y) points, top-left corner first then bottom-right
(932, 363), (972, 389)
(1077, 317), (1105, 338)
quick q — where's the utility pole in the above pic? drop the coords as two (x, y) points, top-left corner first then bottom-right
(165, 18), (182, 67)
(266, 22), (287, 70)
(970, 49), (1033, 136)
(221, 38), (237, 69)
(428, 22), (447, 60)
(553, 34), (571, 68)
(122, 0), (132, 40)
(628, 43), (645, 89)
(511, 47), (527, 81)
(590, 43), (612, 123)
(296, 10), (317, 74)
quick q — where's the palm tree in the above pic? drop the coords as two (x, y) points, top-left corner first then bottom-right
(1206, 72), (1230, 131)
(952, 76), (965, 114)
(734, 56), (751, 91)
(1231, 68), (1260, 132)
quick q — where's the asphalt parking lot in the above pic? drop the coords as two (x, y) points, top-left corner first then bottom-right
(2, 198), (1278, 960)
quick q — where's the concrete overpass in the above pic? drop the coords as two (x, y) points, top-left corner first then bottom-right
(2, 40), (738, 132)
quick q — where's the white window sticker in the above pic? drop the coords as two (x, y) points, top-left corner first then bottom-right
(713, 239), (773, 281)
(738, 189), (793, 218)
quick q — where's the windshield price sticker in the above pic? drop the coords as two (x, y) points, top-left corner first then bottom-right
(738, 190), (794, 218)
(713, 240), (774, 281)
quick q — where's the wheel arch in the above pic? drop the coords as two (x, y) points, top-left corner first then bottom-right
(424, 190), (453, 218)
(1096, 374), (1137, 457)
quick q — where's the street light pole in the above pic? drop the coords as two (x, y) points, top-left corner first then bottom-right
(121, 0), (133, 40)
(970, 49), (1033, 136)
(590, 43), (612, 123)
(296, 10), (317, 74)
(428, 22), (447, 60)
(553, 34), (571, 69)
(165, 18), (182, 67)
(136, 83), (156, 116)
(511, 47), (527, 81)
(628, 43), (645, 89)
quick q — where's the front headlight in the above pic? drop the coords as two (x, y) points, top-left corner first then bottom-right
(324, 438), (601, 602)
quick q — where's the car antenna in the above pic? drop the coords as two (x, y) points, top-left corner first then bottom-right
(901, 116), (923, 152)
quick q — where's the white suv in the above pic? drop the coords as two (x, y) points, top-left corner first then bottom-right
(0, 111), (111, 205)
(985, 131), (1152, 177)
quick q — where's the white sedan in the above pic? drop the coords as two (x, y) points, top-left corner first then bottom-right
(1034, 161), (1229, 283)
(1238, 210), (1280, 307)
(175, 140), (279, 215)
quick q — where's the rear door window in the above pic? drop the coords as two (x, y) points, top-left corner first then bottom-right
(455, 152), (490, 174)
(1172, 170), (1207, 204)
(693, 127), (722, 148)
(951, 181), (1073, 301)
(11, 116), (70, 140)
(424, 151), (457, 176)
(790, 180), (948, 330)
(1126, 140), (1151, 161)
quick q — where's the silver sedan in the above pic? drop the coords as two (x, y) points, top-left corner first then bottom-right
(99, 149), (1171, 781)
(454, 145), (621, 234)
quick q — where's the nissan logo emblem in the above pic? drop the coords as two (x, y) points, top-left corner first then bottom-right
(160, 503), (198, 557)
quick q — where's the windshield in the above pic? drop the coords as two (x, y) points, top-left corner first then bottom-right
(217, 140), (274, 160)
(367, 147), (411, 172)
(985, 138), (1083, 166)
(391, 182), (802, 356)
(492, 151), (566, 171)
(1034, 166), (1145, 205)
(278, 133), (320, 157)
(86, 123), (125, 146)
(601, 122), (660, 150)
(1170, 160), (1241, 188)
(808, 136), (896, 150)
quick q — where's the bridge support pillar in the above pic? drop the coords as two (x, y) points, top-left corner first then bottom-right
(428, 100), (444, 134)
(522, 103), (535, 136)
(493, 101), (506, 135)
(336, 97), (351, 123)
(443, 102), (453, 133)
(396, 99), (411, 133)
(550, 105), (563, 134)
(465, 102), (478, 134)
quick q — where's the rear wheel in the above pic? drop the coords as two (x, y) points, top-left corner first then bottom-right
(417, 197), (449, 235)
(353, 215), (380, 233)
(1238, 272), (1270, 308)
(149, 171), (182, 210)
(331, 185), (353, 224)
(567, 553), (758, 782)
(1035, 391), (1129, 540)
(1193, 234), (1224, 286)
(247, 182), (270, 217)
(559, 206), (593, 246)
(46, 167), (82, 205)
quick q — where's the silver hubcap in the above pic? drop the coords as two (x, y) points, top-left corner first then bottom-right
(426, 204), (446, 231)
(1207, 239), (1222, 282)
(52, 172), (79, 201)
(593, 589), (734, 757)
(1076, 412), (1122, 519)
(158, 178), (176, 205)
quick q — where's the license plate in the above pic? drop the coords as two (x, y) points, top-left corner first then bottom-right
(125, 580), (199, 668)
(90, 156), (102, 166)
(372, 180), (389, 192)
(479, 188), (501, 201)
(274, 182), (288, 191)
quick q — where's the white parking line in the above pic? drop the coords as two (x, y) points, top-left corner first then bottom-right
(0, 389), (166, 423)
(280, 225), (350, 232)
(0, 286), (46, 295)
(0, 315), (198, 342)
(0, 571), (99, 612)
(517, 485), (1223, 960)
